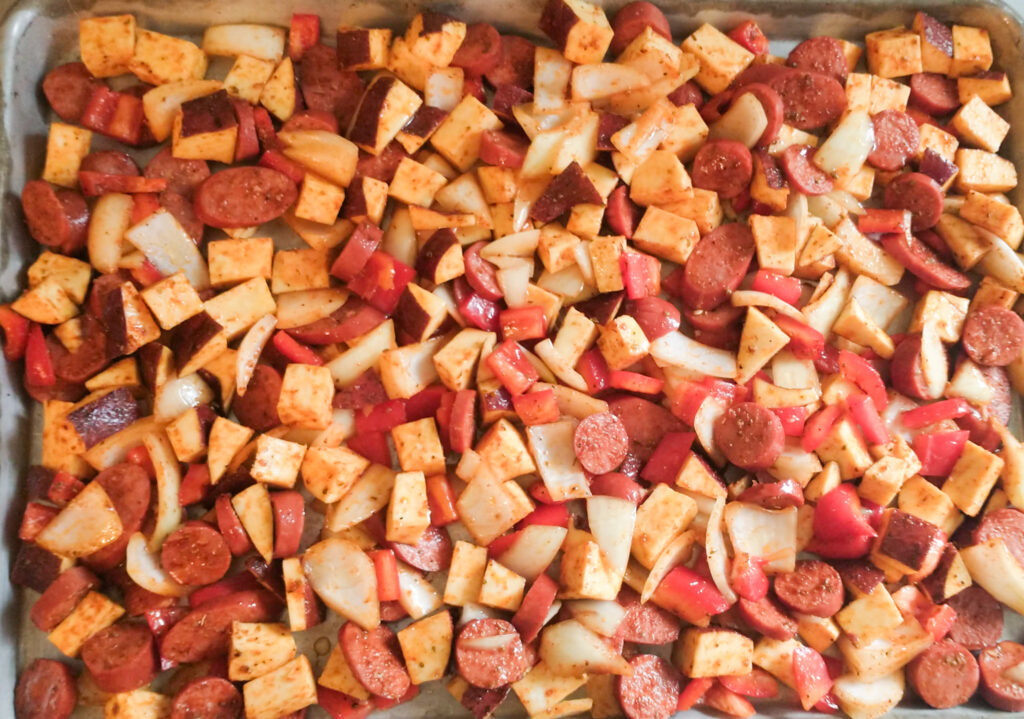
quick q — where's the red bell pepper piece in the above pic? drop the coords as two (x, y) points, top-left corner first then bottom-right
(80, 85), (120, 134)
(677, 678), (714, 711)
(19, 502), (57, 542)
(24, 323), (55, 387)
(772, 313), (826, 361)
(317, 687), (374, 719)
(793, 645), (834, 710)
(0, 305), (29, 361)
(608, 369), (663, 394)
(447, 389), (476, 453)
(486, 530), (521, 559)
(105, 92), (144, 145)
(355, 399), (407, 434)
(846, 393), (890, 445)
(654, 566), (730, 624)
(813, 485), (876, 543)
(131, 193), (161, 225)
(719, 668), (779, 698)
(499, 306), (547, 342)
(368, 549), (401, 602)
(512, 573), (558, 643)
(512, 388), (560, 426)
(728, 552), (769, 602)
(704, 683), (755, 718)
(425, 474), (458, 526)
(405, 385), (446, 421)
(348, 251), (416, 315)
(331, 222), (383, 282)
(751, 269), (801, 305)
(900, 398), (970, 429)
(78, 172), (168, 196)
(640, 431), (696, 485)
(125, 445), (156, 476)
(838, 349), (887, 411)
(576, 348), (610, 394)
(620, 251), (661, 299)
(772, 405), (808, 436)
(728, 19), (769, 55)
(289, 13), (321, 61)
(258, 149), (304, 183)
(857, 208), (910, 235)
(486, 340), (539, 396)
(913, 429), (969, 477)
(517, 502), (569, 529)
(272, 331), (324, 366)
(178, 464), (211, 506)
(232, 98), (259, 161)
(346, 432), (391, 467)
(801, 404), (842, 452)
(129, 259), (164, 288)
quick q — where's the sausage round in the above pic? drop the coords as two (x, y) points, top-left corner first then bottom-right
(144, 147), (210, 197)
(738, 596), (798, 640)
(484, 35), (536, 89)
(979, 641), (1024, 711)
(340, 622), (412, 700)
(907, 639), (980, 709)
(615, 654), (681, 719)
(43, 62), (102, 123)
(769, 70), (847, 130)
(883, 172), (945, 231)
(590, 472), (646, 505)
(390, 524), (453, 572)
(574, 412), (630, 474)
(691, 139), (753, 199)
(232, 364), (283, 432)
(171, 677), (243, 719)
(161, 589), (283, 663)
(463, 242), (504, 301)
(774, 560), (844, 617)
(452, 23), (502, 77)
(786, 36), (848, 81)
(962, 305), (1024, 367)
(879, 231), (970, 291)
(81, 150), (140, 177)
(606, 184), (642, 238)
(779, 144), (833, 195)
(667, 80), (704, 109)
(161, 521), (232, 586)
(20, 180), (89, 253)
(84, 462), (153, 571)
(973, 508), (1024, 569)
(610, 2), (672, 55)
(617, 587), (680, 644)
(608, 397), (685, 463)
(945, 585), (1004, 651)
(15, 658), (77, 719)
(271, 490), (305, 559)
(714, 402), (785, 471)
(679, 223), (756, 310)
(30, 566), (99, 632)
(738, 83), (784, 147)
(194, 167), (298, 228)
(868, 110), (921, 171)
(215, 493), (254, 556)
(81, 622), (156, 694)
(456, 618), (529, 689)
(628, 297), (681, 340)
(909, 73), (960, 116)
(299, 44), (365, 130)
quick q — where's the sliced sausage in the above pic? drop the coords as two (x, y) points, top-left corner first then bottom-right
(15, 659), (76, 719)
(171, 677), (243, 719)
(628, 297), (681, 341)
(979, 641), (1024, 711)
(738, 595), (797, 640)
(452, 23), (502, 77)
(84, 462), (152, 571)
(161, 521), (232, 586)
(973, 508), (1024, 570)
(216, 493), (254, 556)
(299, 43), (365, 130)
(739, 83), (784, 147)
(479, 130), (528, 169)
(20, 180), (89, 253)
(945, 585), (1004, 651)
(81, 150), (140, 176)
(380, 600), (409, 622)
(591, 472), (646, 505)
(682, 302), (745, 333)
(691, 139), (753, 199)
(962, 305), (1024, 367)
(460, 685), (510, 719)
(616, 654), (681, 719)
(81, 622), (156, 693)
(144, 147), (210, 197)
(160, 190), (205, 243)
(909, 73), (960, 116)
(161, 589), (283, 663)
(456, 618), (528, 689)
(786, 37), (848, 81)
(883, 172), (944, 231)
(281, 109), (338, 134)
(30, 566), (99, 631)
(769, 69), (847, 130)
(610, 2), (672, 55)
(879, 231), (969, 291)
(232, 364), (283, 432)
(617, 587), (680, 644)
(390, 524), (453, 572)
(484, 35), (536, 89)
(43, 62), (102, 123)
(271, 490), (305, 559)
(464, 242), (504, 301)
(574, 412), (630, 474)
(679, 223), (756, 310)
(606, 185), (642, 239)
(907, 639), (980, 709)
(779, 144), (833, 195)
(667, 81), (704, 109)
(340, 622), (412, 700)
(608, 396), (685, 462)
(868, 110), (921, 171)
(738, 479), (804, 509)
(714, 402), (785, 471)
(774, 560), (844, 617)
(194, 167), (298, 228)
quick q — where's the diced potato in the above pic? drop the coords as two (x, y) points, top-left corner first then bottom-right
(430, 96), (503, 171)
(260, 57), (296, 121)
(229, 621), (297, 681)
(397, 610), (453, 685)
(208, 416), (254, 484)
(955, 148), (1018, 193)
(250, 434), (307, 488)
(277, 364), (334, 430)
(443, 540), (488, 606)
(319, 643), (370, 700)
(165, 407), (208, 463)
(204, 277), (277, 340)
(597, 315), (649, 371)
(103, 690), (171, 719)
(392, 418), (446, 476)
(674, 628), (754, 678)
(942, 440), (1003, 516)
(223, 54), (277, 103)
(79, 15), (136, 77)
(952, 25), (993, 77)
(42, 123), (92, 188)
(242, 655), (318, 719)
(632, 484), (697, 569)
(682, 24), (754, 94)
(130, 29), (208, 85)
(48, 591), (124, 657)
(865, 28), (922, 78)
(478, 559), (526, 611)
(386, 470), (430, 545)
(140, 272), (204, 330)
(951, 95), (1009, 153)
(751, 215), (798, 275)
(208, 237), (274, 288)
(475, 418), (537, 482)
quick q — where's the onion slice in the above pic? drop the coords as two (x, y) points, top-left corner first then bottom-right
(303, 536), (380, 630)
(144, 430), (183, 551)
(650, 331), (737, 379)
(126, 532), (191, 597)
(125, 209), (210, 290)
(236, 314), (277, 397)
(706, 496), (737, 605)
(731, 290), (807, 322)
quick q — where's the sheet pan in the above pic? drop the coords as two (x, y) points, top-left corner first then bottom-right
(1, 0), (1023, 716)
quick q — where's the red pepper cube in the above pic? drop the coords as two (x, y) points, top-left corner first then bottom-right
(640, 431), (696, 485)
(126, 445), (156, 477)
(900, 398), (970, 429)
(355, 399), (408, 434)
(913, 430), (969, 477)
(620, 251), (661, 300)
(751, 269), (801, 306)
(288, 13), (321, 61)
(456, 288), (500, 332)
(131, 193), (162, 225)
(517, 501), (569, 529)
(272, 330), (324, 366)
(499, 306), (547, 342)
(486, 340), (539, 396)
(801, 404), (842, 453)
(80, 85), (120, 134)
(178, 463), (211, 506)
(728, 19), (769, 55)
(47, 471), (85, 506)
(346, 431), (391, 467)
(838, 350), (888, 412)
(348, 251), (416, 315)
(405, 385), (446, 422)
(105, 92), (144, 145)
(773, 313), (826, 361)
(772, 406), (808, 436)
(608, 369), (663, 395)
(368, 549), (401, 602)
(19, 502), (58, 542)
(24, 323), (55, 387)
(512, 388), (560, 426)
(425, 474), (459, 526)
(0, 305), (29, 361)
(846, 393), (890, 445)
(447, 388), (477, 452)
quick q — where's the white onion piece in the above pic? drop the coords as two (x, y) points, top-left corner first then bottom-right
(461, 634), (519, 651)
(481, 229), (541, 259)
(724, 502), (798, 573)
(993, 423), (1024, 510)
(829, 190), (864, 215)
(710, 92), (769, 148)
(641, 530), (696, 602)
(764, 439), (822, 487)
(833, 673), (905, 719)
(396, 562), (442, 619)
(153, 373), (214, 423)
(879, 393), (918, 443)
(706, 497), (737, 605)
(537, 265), (587, 300)
(383, 207), (417, 268)
(458, 602), (502, 627)
(527, 420), (591, 501)
(83, 417), (163, 471)
(497, 261), (533, 308)
(303, 537), (380, 630)
(88, 193), (133, 274)
(806, 194), (847, 228)
(126, 532), (191, 597)
(34, 481), (122, 559)
(125, 209), (210, 290)
(961, 538), (1024, 616)
(545, 600), (563, 625)
(571, 63), (650, 101)
(568, 600), (627, 637)
(977, 235), (1024, 293)
(587, 496), (636, 580)
(731, 290), (807, 322)
(236, 314), (277, 397)
(539, 620), (632, 676)
(534, 340), (590, 392)
(693, 395), (727, 465)
(650, 331), (737, 379)
(919, 322), (947, 400)
(813, 110), (873, 178)
(498, 524), (567, 581)
(144, 430), (183, 551)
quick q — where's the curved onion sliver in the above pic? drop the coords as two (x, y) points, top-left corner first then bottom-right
(641, 530), (696, 603)
(125, 209), (210, 290)
(144, 430), (183, 551)
(396, 562), (442, 619)
(650, 331), (737, 379)
(813, 110), (873, 178)
(153, 373), (213, 423)
(126, 532), (191, 597)
(706, 496), (738, 605)
(84, 416), (163, 471)
(731, 290), (807, 323)
(236, 314), (278, 397)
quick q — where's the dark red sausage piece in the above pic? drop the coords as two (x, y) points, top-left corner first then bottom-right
(216, 493), (254, 556)
(615, 654), (681, 719)
(194, 167), (298, 228)
(460, 684), (510, 719)
(617, 587), (680, 644)
(84, 463), (152, 572)
(479, 130), (528, 169)
(280, 109), (338, 134)
(774, 560), (844, 617)
(15, 659), (77, 719)
(769, 69), (847, 130)
(737, 479), (805, 509)
(909, 73), (961, 116)
(737, 596), (797, 640)
(340, 622), (412, 700)
(682, 302), (745, 333)
(786, 36), (848, 81)
(171, 677), (243, 719)
(868, 110), (921, 171)
(271, 490), (305, 559)
(610, 2), (672, 56)
(81, 622), (156, 694)
(607, 398), (683, 463)
(979, 364), (1012, 426)
(879, 231), (969, 291)
(390, 524), (453, 572)
(161, 590), (283, 663)
(606, 184), (642, 239)
(463, 242), (504, 301)
(628, 297), (681, 340)
(667, 80), (704, 109)
(962, 305), (1024, 367)
(81, 150), (140, 176)
(945, 585), (1005, 651)
(591, 472), (646, 504)
(907, 639), (980, 709)
(456, 618), (528, 689)
(452, 23), (502, 77)
(779, 144), (833, 195)
(889, 334), (932, 400)
(379, 600), (408, 622)
(299, 44), (365, 130)
(43, 62), (102, 123)
(574, 412), (630, 475)
(691, 138), (753, 200)
(30, 566), (100, 631)
(883, 172), (944, 231)
(679, 223), (756, 310)
(484, 35), (536, 89)
(714, 402), (785, 471)
(979, 641), (1024, 711)
(232, 364), (283, 432)
(144, 147), (211, 197)
(973, 508), (1024, 569)
(20, 180), (89, 253)
(738, 83), (784, 147)
(161, 522), (232, 586)
(160, 190), (205, 243)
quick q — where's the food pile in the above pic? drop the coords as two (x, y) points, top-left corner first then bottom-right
(8, 1), (1024, 718)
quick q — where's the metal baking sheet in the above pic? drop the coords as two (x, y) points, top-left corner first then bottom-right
(1, 0), (1024, 716)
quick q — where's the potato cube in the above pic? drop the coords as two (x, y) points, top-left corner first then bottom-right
(631, 206), (700, 265)
(796, 613), (841, 653)
(319, 642), (371, 700)
(229, 621), (297, 681)
(560, 539), (619, 600)
(632, 484), (697, 569)
(956, 148), (1017, 193)
(513, 661), (589, 716)
(630, 150), (691, 206)
(337, 27), (392, 71)
(587, 235), (626, 292)
(433, 328), (492, 391)
(208, 416), (253, 484)
(836, 585), (903, 645)
(276, 363), (333, 429)
(951, 95), (1009, 153)
(397, 610), (453, 685)
(870, 76), (911, 114)
(223, 54), (276, 103)
(660, 188), (722, 235)
(598, 315), (649, 371)
(140, 272), (204, 330)
(430, 95), (503, 171)
(389, 157), (448, 207)
(208, 237), (274, 288)
(443, 540), (488, 606)
(41, 400), (88, 477)
(251, 434), (307, 488)
(386, 470), (430, 545)
(204, 278), (277, 339)
(293, 173), (345, 226)
(79, 15), (136, 78)
(960, 191), (1023, 249)
(934, 214), (992, 269)
(391, 418), (446, 477)
(48, 591), (124, 657)
(552, 307), (598, 367)
(301, 446), (369, 503)
(271, 248), (329, 294)
(85, 357), (139, 392)
(475, 418), (537, 482)
(478, 559), (526, 611)
(676, 453), (727, 499)
(898, 474), (962, 537)
(165, 407), (208, 463)
(682, 24), (754, 95)
(404, 12), (466, 67)
(865, 28), (923, 78)
(816, 417), (873, 480)
(12, 278), (78, 325)
(27, 252), (91, 306)
(130, 29), (208, 85)
(942, 440), (1003, 516)
(674, 628), (754, 678)
(952, 25), (993, 77)
(541, 0), (613, 64)
(832, 298), (895, 359)
(958, 73), (1012, 106)
(737, 307), (790, 384)
(242, 655), (317, 719)
(751, 215), (797, 275)
(260, 57), (296, 122)
(103, 691), (171, 719)
(538, 224), (582, 274)
(917, 123), (959, 163)
(661, 103), (709, 161)
(43, 123), (92, 188)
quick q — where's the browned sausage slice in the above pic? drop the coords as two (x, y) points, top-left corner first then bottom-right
(84, 462), (152, 572)
(907, 639), (980, 709)
(43, 63), (102, 123)
(679, 223), (756, 310)
(15, 658), (77, 719)
(879, 231), (970, 291)
(574, 412), (630, 474)
(980, 641), (1024, 711)
(194, 167), (298, 228)
(786, 37), (848, 81)
(774, 560), (844, 617)
(779, 144), (833, 195)
(452, 23), (502, 77)
(30, 566), (99, 631)
(973, 508), (1024, 569)
(691, 139), (753, 199)
(340, 622), (412, 700)
(615, 654), (681, 719)
(171, 677), (243, 719)
(161, 590), (283, 663)
(144, 147), (211, 197)
(945, 585), (1004, 651)
(617, 587), (680, 645)
(610, 2), (671, 55)
(161, 521), (232, 586)
(868, 110), (920, 171)
(909, 73), (960, 116)
(232, 364), (283, 432)
(714, 402), (785, 471)
(769, 70), (847, 130)
(738, 596), (797, 640)
(883, 172), (944, 230)
(81, 622), (156, 694)
(390, 524), (453, 572)
(20, 180), (89, 253)
(484, 35), (536, 89)
(456, 618), (528, 689)
(962, 305), (1024, 367)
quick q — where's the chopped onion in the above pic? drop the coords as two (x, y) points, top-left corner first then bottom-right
(813, 110), (873, 178)
(497, 260), (533, 308)
(481, 229), (541, 259)
(977, 233), (1024, 293)
(126, 532), (191, 597)
(571, 63), (651, 102)
(641, 530), (696, 602)
(84, 416), (163, 471)
(832, 672), (905, 719)
(303, 536), (380, 630)
(534, 339), (589, 392)
(587, 496), (636, 579)
(650, 331), (737, 379)
(706, 497), (737, 604)
(461, 633), (519, 651)
(396, 562), (442, 619)
(382, 207), (417, 268)
(144, 430), (183, 551)
(539, 620), (632, 676)
(527, 420), (591, 501)
(458, 602), (502, 627)
(568, 600), (628, 637)
(693, 395), (727, 465)
(153, 373), (214, 423)
(498, 525), (567, 582)
(125, 209), (210, 290)
(724, 502), (798, 573)
(236, 314), (277, 397)
(88, 193), (133, 274)
(731, 290), (807, 322)
(993, 423), (1024, 510)
(710, 92), (769, 148)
